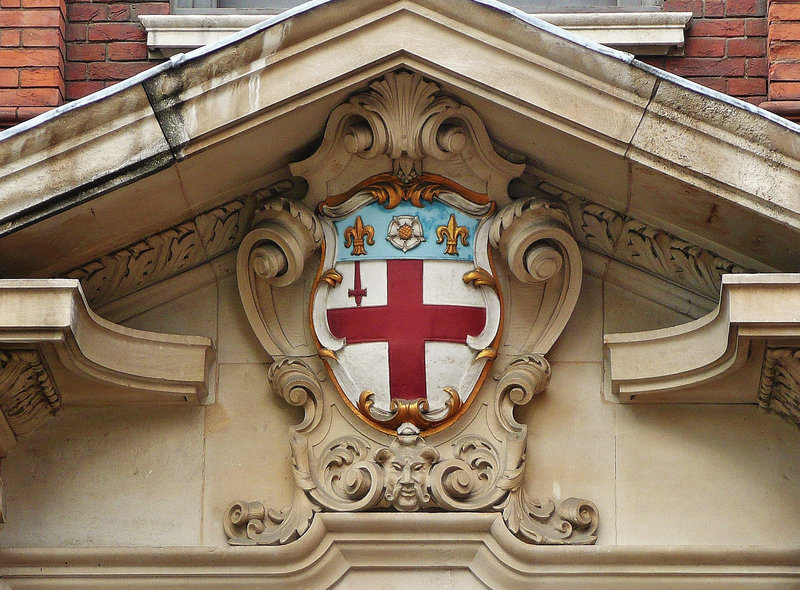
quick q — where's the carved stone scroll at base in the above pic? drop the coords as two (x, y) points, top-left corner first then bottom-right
(758, 347), (800, 428)
(225, 354), (599, 546)
(500, 492), (599, 545)
(225, 358), (324, 545)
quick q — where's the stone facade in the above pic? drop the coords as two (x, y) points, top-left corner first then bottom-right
(0, 0), (800, 586)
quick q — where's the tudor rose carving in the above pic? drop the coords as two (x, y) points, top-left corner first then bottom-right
(229, 71), (597, 547)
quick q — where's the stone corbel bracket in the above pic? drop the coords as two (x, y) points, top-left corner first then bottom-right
(605, 275), (800, 424)
(0, 279), (215, 455)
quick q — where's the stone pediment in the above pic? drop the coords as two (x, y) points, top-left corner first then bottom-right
(0, 1), (800, 583)
(0, 0), (798, 287)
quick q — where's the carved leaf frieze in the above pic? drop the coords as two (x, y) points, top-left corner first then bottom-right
(532, 182), (752, 300)
(580, 204), (750, 299)
(0, 350), (60, 439)
(758, 347), (800, 428)
(64, 178), (305, 307)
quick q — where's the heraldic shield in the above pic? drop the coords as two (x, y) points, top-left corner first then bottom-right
(311, 177), (501, 434)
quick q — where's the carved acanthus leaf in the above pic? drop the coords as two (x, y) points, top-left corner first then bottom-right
(561, 197), (752, 300)
(499, 490), (599, 545)
(0, 350), (60, 439)
(758, 347), (800, 428)
(65, 178), (305, 307)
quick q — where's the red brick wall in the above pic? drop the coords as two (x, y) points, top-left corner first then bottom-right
(64, 0), (167, 101)
(0, 0), (66, 127)
(760, 0), (800, 119)
(642, 0), (769, 105)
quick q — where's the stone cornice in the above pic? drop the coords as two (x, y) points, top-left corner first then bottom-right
(63, 177), (304, 308)
(1, 0), (800, 278)
(0, 280), (214, 452)
(0, 517), (798, 588)
(139, 12), (692, 58)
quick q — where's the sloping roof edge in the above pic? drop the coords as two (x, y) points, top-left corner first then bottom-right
(2, 0), (797, 147)
(0, 0), (799, 264)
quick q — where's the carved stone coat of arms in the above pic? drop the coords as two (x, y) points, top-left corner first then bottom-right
(313, 174), (501, 434)
(227, 71), (598, 546)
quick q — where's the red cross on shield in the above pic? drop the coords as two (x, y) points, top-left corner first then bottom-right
(327, 259), (486, 400)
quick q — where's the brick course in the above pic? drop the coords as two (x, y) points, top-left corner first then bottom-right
(757, 0), (800, 118)
(643, 0), (768, 105)
(0, 0), (164, 125)
(0, 0), (65, 126)
(63, 0), (166, 102)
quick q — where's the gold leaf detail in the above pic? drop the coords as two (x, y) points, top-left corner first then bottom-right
(343, 216), (375, 256)
(463, 267), (498, 292)
(357, 389), (462, 432)
(475, 348), (497, 361)
(320, 174), (492, 212)
(436, 214), (470, 255)
(321, 269), (343, 287)
(318, 349), (338, 361)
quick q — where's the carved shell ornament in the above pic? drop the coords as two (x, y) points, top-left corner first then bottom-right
(230, 71), (597, 546)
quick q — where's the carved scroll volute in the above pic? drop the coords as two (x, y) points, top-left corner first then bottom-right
(237, 198), (324, 359)
(489, 198), (582, 355)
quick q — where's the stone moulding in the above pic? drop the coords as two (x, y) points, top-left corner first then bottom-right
(140, 12), (692, 59)
(64, 177), (305, 309)
(228, 71), (597, 547)
(0, 535), (798, 589)
(606, 274), (800, 405)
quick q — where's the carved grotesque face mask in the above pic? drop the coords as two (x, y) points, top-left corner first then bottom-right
(376, 425), (440, 512)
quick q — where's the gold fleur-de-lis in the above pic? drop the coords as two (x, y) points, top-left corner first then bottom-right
(436, 214), (469, 255)
(343, 216), (375, 256)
